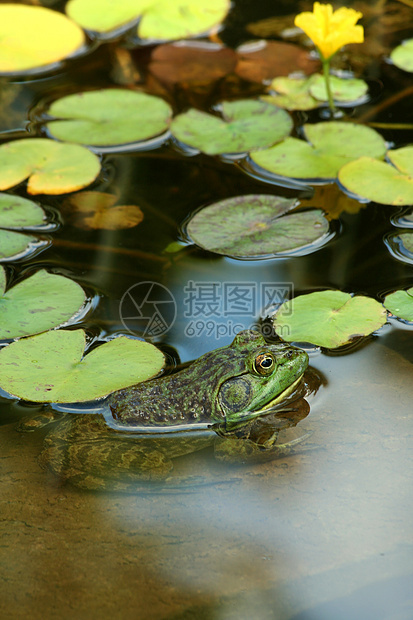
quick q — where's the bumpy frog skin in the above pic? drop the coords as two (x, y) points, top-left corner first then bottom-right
(27, 330), (310, 492)
(109, 330), (308, 427)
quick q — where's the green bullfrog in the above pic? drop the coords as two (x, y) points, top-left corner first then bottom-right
(24, 330), (312, 492)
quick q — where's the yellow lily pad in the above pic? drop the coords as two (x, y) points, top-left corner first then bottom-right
(0, 139), (101, 195)
(66, 0), (230, 40)
(0, 4), (85, 73)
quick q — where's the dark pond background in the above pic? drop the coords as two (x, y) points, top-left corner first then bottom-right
(0, 1), (413, 618)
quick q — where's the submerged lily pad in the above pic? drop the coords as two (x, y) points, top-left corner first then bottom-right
(0, 139), (101, 195)
(171, 100), (293, 155)
(186, 195), (329, 258)
(0, 194), (48, 260)
(0, 329), (165, 402)
(0, 269), (86, 340)
(61, 191), (144, 230)
(251, 122), (386, 181)
(66, 0), (230, 40)
(339, 148), (413, 206)
(0, 5), (85, 73)
(271, 290), (387, 348)
(384, 287), (413, 322)
(390, 38), (413, 73)
(46, 89), (172, 147)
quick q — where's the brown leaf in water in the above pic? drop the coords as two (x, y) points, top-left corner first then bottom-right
(62, 191), (144, 230)
(298, 185), (365, 220)
(235, 40), (320, 83)
(149, 42), (237, 85)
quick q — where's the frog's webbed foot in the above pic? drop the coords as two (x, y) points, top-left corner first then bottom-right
(16, 408), (64, 433)
(213, 432), (312, 464)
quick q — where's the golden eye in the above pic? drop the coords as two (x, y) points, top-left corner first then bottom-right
(254, 353), (275, 376)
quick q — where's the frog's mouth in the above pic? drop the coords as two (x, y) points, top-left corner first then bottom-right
(260, 374), (305, 412)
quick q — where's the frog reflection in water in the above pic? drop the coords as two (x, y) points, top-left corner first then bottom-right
(32, 330), (311, 491)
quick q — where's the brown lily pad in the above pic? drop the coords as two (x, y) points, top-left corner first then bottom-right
(235, 40), (320, 83)
(149, 42), (237, 85)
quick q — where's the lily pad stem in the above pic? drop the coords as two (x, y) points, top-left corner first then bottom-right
(322, 57), (336, 116)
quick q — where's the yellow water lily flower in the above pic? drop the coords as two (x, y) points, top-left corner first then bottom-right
(295, 3), (364, 60)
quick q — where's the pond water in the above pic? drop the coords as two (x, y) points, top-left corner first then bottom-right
(1, 1), (413, 619)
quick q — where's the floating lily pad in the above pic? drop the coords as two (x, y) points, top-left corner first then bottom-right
(390, 38), (413, 73)
(46, 89), (172, 147)
(271, 290), (387, 348)
(0, 5), (85, 73)
(66, 0), (230, 40)
(0, 329), (165, 402)
(264, 77), (320, 111)
(0, 139), (101, 195)
(251, 122), (386, 181)
(61, 191), (144, 230)
(339, 148), (413, 205)
(0, 269), (86, 340)
(171, 100), (293, 155)
(0, 194), (48, 261)
(186, 195), (329, 258)
(265, 75), (368, 111)
(384, 287), (413, 322)
(308, 74), (368, 103)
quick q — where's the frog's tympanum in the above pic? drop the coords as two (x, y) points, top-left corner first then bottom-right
(25, 330), (312, 492)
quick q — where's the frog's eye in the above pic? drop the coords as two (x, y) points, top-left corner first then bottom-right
(254, 353), (275, 376)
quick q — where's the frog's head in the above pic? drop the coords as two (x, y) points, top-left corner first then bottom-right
(215, 330), (308, 426)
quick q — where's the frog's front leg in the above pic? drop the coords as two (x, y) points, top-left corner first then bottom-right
(213, 433), (309, 464)
(38, 441), (175, 493)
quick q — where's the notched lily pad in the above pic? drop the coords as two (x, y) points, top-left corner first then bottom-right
(66, 0), (230, 41)
(0, 268), (86, 340)
(0, 329), (165, 403)
(61, 191), (144, 230)
(46, 89), (172, 147)
(0, 138), (101, 195)
(271, 290), (387, 348)
(0, 4), (85, 74)
(384, 287), (413, 322)
(0, 194), (48, 260)
(186, 195), (329, 258)
(171, 99), (293, 155)
(251, 122), (386, 181)
(390, 38), (413, 73)
(339, 148), (413, 206)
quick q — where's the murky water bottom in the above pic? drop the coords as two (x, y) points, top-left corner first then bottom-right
(1, 327), (412, 619)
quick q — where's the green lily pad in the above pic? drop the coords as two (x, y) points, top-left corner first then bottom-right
(308, 75), (368, 102)
(264, 77), (320, 111)
(0, 5), (85, 74)
(171, 100), (293, 155)
(186, 195), (329, 258)
(46, 89), (172, 147)
(271, 290), (387, 348)
(66, 0), (230, 40)
(0, 269), (86, 340)
(399, 233), (413, 254)
(0, 329), (165, 403)
(338, 149), (413, 206)
(390, 38), (413, 73)
(384, 287), (413, 322)
(251, 122), (386, 181)
(0, 139), (101, 195)
(0, 194), (48, 261)
(265, 75), (368, 111)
